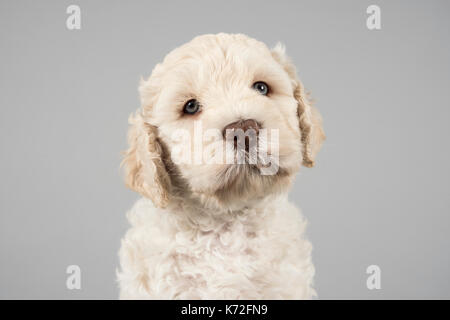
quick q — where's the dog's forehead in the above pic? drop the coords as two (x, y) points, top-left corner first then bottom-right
(143, 34), (295, 118)
(161, 34), (276, 76)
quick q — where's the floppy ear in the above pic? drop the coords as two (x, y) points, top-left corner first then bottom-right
(271, 43), (325, 167)
(122, 111), (171, 208)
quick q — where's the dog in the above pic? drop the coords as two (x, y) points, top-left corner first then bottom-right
(117, 33), (325, 299)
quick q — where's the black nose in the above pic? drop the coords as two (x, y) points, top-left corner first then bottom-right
(222, 119), (260, 138)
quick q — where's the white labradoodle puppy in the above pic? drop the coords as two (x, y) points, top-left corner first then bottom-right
(117, 33), (325, 299)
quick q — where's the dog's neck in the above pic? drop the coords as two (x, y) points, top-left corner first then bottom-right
(165, 191), (285, 223)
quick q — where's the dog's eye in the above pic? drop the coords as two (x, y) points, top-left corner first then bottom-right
(183, 99), (200, 115)
(252, 81), (269, 95)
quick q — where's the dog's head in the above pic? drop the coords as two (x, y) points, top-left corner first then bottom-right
(123, 34), (324, 209)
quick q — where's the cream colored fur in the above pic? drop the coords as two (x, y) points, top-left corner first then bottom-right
(118, 33), (324, 299)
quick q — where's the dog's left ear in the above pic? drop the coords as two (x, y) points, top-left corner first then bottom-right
(271, 43), (325, 167)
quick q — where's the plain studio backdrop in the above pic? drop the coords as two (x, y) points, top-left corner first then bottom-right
(1, 0), (449, 299)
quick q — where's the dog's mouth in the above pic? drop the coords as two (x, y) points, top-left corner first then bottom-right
(224, 145), (280, 176)
(222, 128), (280, 176)
(207, 159), (290, 209)
(217, 154), (283, 189)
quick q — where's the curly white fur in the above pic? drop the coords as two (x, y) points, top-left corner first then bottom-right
(118, 196), (315, 299)
(117, 33), (324, 299)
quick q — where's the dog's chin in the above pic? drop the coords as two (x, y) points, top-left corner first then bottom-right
(195, 163), (292, 211)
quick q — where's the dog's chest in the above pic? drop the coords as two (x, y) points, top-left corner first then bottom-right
(173, 217), (261, 263)
(161, 207), (309, 297)
(119, 198), (315, 299)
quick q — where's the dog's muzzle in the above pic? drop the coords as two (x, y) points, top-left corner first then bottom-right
(223, 119), (260, 151)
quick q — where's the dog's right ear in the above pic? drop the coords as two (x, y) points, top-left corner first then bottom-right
(122, 94), (171, 208)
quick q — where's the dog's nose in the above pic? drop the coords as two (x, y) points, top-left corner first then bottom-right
(223, 119), (260, 151)
(222, 119), (260, 138)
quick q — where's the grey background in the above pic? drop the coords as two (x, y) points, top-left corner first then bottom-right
(1, 0), (449, 299)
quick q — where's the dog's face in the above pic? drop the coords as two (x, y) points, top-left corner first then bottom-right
(123, 34), (324, 209)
